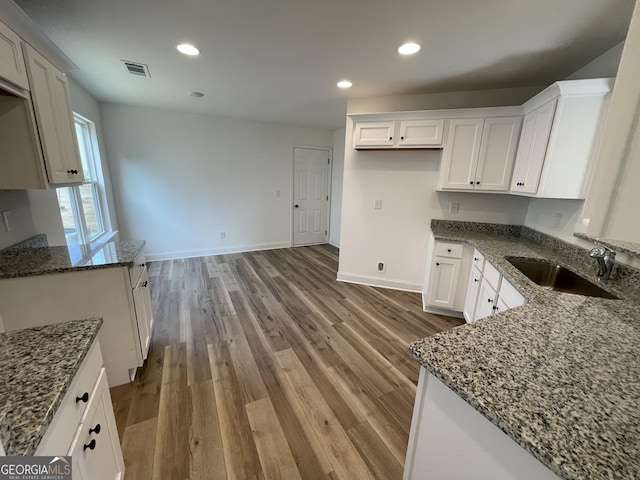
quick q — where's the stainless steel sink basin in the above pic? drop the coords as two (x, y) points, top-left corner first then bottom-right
(506, 257), (619, 299)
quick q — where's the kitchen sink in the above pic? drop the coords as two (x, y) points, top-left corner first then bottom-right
(506, 257), (619, 299)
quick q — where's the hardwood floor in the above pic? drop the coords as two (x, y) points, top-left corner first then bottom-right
(110, 245), (463, 480)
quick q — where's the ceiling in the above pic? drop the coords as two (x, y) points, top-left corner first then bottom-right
(13, 0), (635, 130)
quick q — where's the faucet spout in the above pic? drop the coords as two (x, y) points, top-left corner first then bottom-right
(589, 247), (616, 281)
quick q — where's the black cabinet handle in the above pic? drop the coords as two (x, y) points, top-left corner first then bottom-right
(388, 137), (393, 141)
(492, 306), (499, 311)
(474, 257), (479, 261)
(76, 392), (89, 403)
(83, 439), (96, 451)
(469, 181), (474, 185)
(67, 169), (78, 175)
(474, 279), (479, 282)
(487, 298), (493, 303)
(400, 136), (404, 140)
(436, 262), (440, 266)
(140, 263), (146, 268)
(476, 181), (480, 185)
(294, 204), (299, 208)
(89, 424), (101, 435)
(447, 249), (452, 253)
(142, 281), (148, 287)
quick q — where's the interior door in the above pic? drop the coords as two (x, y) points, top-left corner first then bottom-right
(293, 147), (329, 246)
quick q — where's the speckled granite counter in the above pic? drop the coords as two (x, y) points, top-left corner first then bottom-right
(0, 318), (102, 456)
(575, 232), (640, 258)
(409, 221), (640, 480)
(0, 239), (145, 279)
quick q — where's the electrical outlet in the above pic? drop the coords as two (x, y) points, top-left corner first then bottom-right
(376, 261), (385, 273)
(2, 211), (14, 232)
(449, 202), (460, 214)
(374, 200), (382, 210)
(275, 190), (281, 197)
(220, 231), (226, 239)
(554, 213), (563, 229)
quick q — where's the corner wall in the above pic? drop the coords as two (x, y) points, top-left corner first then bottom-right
(329, 128), (345, 247)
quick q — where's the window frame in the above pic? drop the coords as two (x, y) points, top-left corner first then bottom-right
(57, 113), (113, 245)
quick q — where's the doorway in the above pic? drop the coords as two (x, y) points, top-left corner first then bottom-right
(292, 147), (331, 246)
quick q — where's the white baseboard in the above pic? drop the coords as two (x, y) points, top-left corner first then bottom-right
(336, 272), (422, 293)
(422, 304), (465, 319)
(146, 242), (291, 261)
(329, 240), (340, 248)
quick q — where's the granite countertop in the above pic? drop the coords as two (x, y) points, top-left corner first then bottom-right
(0, 318), (102, 456)
(409, 221), (640, 480)
(0, 239), (145, 279)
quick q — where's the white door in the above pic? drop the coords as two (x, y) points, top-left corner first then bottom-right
(475, 116), (522, 191)
(438, 118), (484, 190)
(293, 147), (329, 246)
(473, 277), (498, 322)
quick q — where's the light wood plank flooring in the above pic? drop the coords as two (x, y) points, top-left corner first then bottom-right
(111, 245), (463, 480)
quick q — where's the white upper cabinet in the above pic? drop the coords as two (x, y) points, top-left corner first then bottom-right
(24, 44), (84, 185)
(0, 20), (29, 90)
(439, 116), (522, 192)
(397, 119), (444, 147)
(510, 78), (613, 199)
(354, 119), (444, 149)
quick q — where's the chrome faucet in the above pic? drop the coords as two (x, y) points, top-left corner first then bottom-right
(589, 247), (616, 281)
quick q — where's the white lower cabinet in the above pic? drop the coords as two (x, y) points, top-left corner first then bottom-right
(426, 241), (469, 312)
(0, 256), (154, 386)
(36, 341), (124, 480)
(463, 267), (482, 322)
(473, 277), (498, 322)
(69, 370), (124, 480)
(404, 368), (561, 479)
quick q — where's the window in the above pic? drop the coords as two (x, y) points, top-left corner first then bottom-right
(57, 114), (111, 244)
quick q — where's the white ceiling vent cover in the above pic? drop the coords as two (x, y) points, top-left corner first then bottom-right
(121, 60), (151, 77)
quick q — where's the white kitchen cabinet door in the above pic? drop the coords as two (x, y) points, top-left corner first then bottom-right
(0, 20), (28, 90)
(475, 116), (522, 191)
(439, 118), (484, 190)
(132, 268), (153, 360)
(473, 277), (498, 322)
(398, 119), (444, 147)
(23, 44), (84, 185)
(463, 268), (482, 323)
(427, 256), (462, 310)
(498, 278), (526, 310)
(353, 120), (396, 148)
(68, 369), (125, 480)
(510, 99), (557, 194)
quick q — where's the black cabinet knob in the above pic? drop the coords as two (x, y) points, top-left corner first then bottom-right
(436, 262), (440, 266)
(474, 278), (479, 282)
(469, 181), (474, 185)
(294, 204), (299, 208)
(142, 281), (148, 287)
(487, 298), (493, 303)
(492, 306), (498, 311)
(140, 263), (146, 268)
(447, 249), (452, 253)
(67, 169), (78, 175)
(474, 257), (479, 261)
(400, 136), (404, 140)
(476, 181), (480, 185)
(76, 392), (89, 403)
(89, 423), (101, 435)
(83, 439), (96, 451)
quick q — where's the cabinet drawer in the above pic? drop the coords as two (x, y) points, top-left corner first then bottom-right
(36, 341), (103, 455)
(434, 242), (463, 259)
(483, 261), (501, 291)
(471, 249), (485, 271)
(128, 250), (147, 288)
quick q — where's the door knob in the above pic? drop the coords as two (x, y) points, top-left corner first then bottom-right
(294, 205), (299, 208)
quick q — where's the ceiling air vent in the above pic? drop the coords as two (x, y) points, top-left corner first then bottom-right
(121, 60), (151, 77)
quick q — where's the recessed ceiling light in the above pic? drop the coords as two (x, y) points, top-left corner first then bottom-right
(337, 80), (353, 89)
(176, 43), (200, 56)
(188, 91), (204, 97)
(398, 42), (421, 55)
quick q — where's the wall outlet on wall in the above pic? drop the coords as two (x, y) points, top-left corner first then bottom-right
(2, 211), (14, 232)
(376, 261), (385, 273)
(554, 213), (563, 229)
(220, 231), (226, 239)
(374, 199), (382, 210)
(449, 202), (460, 214)
(275, 190), (281, 197)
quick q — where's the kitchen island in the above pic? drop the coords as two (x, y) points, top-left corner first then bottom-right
(406, 221), (640, 480)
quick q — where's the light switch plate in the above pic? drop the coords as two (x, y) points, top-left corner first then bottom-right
(2, 211), (14, 232)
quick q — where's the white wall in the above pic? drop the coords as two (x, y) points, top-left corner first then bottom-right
(338, 96), (532, 291)
(0, 190), (36, 249)
(566, 42), (624, 80)
(329, 128), (345, 247)
(100, 103), (333, 260)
